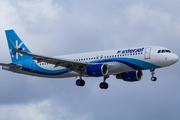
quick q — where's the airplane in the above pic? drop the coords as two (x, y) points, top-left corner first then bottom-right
(0, 30), (179, 89)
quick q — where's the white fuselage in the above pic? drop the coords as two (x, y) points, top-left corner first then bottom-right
(4, 46), (178, 78)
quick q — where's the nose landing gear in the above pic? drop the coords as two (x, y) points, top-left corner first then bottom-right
(150, 68), (157, 81)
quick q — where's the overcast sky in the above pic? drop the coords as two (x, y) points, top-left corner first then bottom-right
(0, 0), (180, 120)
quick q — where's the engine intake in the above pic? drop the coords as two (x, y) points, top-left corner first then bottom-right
(116, 70), (143, 82)
(86, 64), (108, 77)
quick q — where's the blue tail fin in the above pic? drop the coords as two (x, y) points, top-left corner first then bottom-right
(5, 30), (31, 63)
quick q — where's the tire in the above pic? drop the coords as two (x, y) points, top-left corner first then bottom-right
(151, 77), (157, 81)
(80, 80), (85, 86)
(104, 83), (109, 89)
(99, 82), (109, 89)
(76, 79), (85, 86)
(76, 79), (81, 86)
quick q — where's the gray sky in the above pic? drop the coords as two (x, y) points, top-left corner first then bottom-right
(0, 0), (180, 120)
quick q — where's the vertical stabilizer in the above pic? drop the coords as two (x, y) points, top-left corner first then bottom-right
(5, 30), (32, 63)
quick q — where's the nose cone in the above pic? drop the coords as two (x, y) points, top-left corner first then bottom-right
(172, 54), (179, 64)
(163, 53), (179, 67)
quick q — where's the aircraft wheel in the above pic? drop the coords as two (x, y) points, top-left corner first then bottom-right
(151, 77), (157, 81)
(76, 79), (85, 86)
(80, 80), (85, 86)
(99, 82), (109, 89)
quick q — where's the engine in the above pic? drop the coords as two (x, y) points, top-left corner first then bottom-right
(86, 64), (108, 77)
(116, 70), (143, 82)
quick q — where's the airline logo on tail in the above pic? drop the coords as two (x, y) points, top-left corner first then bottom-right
(10, 40), (25, 59)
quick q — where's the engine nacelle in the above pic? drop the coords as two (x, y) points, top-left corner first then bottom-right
(116, 70), (143, 82)
(86, 64), (108, 77)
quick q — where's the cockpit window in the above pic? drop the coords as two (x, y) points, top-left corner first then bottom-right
(158, 50), (161, 53)
(157, 49), (171, 53)
(166, 50), (171, 53)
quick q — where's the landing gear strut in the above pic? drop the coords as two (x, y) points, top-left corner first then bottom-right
(76, 76), (85, 86)
(150, 68), (157, 81)
(99, 75), (109, 89)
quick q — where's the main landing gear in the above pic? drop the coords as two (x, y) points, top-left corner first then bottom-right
(76, 76), (85, 87)
(76, 75), (110, 89)
(150, 68), (157, 81)
(99, 75), (109, 89)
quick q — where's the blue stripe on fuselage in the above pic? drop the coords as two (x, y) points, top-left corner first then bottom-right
(90, 58), (160, 70)
(14, 59), (69, 76)
(21, 67), (68, 75)
(13, 57), (160, 76)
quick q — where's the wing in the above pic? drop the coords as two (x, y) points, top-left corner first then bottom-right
(14, 49), (94, 71)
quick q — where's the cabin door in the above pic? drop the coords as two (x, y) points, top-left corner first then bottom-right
(144, 47), (151, 59)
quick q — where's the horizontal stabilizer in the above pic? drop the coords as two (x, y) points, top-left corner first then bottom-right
(0, 63), (22, 68)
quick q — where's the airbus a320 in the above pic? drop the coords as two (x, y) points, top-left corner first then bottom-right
(0, 30), (178, 89)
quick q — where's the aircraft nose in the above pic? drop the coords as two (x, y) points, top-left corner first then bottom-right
(172, 54), (179, 64)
